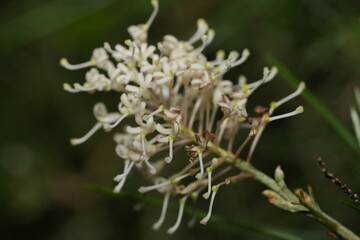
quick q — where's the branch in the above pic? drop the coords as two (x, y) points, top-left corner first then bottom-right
(183, 125), (360, 240)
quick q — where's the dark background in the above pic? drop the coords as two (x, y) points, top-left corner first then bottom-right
(1, 0), (360, 239)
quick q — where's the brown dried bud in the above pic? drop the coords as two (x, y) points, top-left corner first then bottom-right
(254, 105), (268, 115)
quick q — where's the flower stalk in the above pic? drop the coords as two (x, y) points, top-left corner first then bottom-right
(185, 125), (359, 239)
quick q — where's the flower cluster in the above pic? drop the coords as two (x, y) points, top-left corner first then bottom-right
(61, 0), (305, 234)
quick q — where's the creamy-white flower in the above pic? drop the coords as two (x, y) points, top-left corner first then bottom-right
(62, 0), (305, 234)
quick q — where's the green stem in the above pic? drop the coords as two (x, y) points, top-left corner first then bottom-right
(234, 161), (299, 203)
(304, 201), (360, 240)
(182, 125), (360, 240)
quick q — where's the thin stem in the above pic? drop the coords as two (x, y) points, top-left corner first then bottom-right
(303, 198), (360, 240)
(246, 123), (266, 162)
(234, 133), (253, 159)
(180, 124), (360, 239)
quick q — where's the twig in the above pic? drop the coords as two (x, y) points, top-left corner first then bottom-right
(182, 125), (360, 240)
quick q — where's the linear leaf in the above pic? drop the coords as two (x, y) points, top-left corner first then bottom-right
(342, 199), (360, 212)
(84, 183), (303, 240)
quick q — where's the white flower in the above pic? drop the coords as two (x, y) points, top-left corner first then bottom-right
(63, 68), (111, 93)
(125, 73), (153, 98)
(69, 103), (120, 145)
(155, 123), (177, 163)
(104, 42), (132, 62)
(60, 47), (110, 71)
(217, 94), (248, 121)
(63, 0), (306, 233)
(127, 0), (159, 43)
(133, 42), (157, 62)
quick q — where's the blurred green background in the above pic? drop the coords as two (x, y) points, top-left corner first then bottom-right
(1, 0), (360, 239)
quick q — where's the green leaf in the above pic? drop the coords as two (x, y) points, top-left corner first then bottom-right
(84, 183), (303, 240)
(266, 55), (360, 155)
(342, 199), (360, 212)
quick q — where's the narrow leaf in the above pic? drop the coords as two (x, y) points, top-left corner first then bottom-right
(84, 183), (303, 240)
(342, 199), (360, 212)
